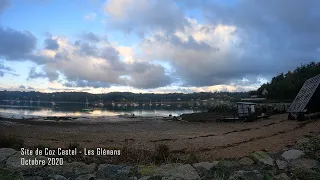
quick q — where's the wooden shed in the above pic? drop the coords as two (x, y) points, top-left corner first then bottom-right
(237, 102), (257, 118)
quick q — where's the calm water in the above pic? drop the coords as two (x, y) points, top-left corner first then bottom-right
(0, 101), (204, 117)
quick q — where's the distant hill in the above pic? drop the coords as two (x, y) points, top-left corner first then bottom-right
(0, 91), (248, 103)
(255, 62), (320, 100)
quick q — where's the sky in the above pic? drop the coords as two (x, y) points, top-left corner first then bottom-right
(0, 0), (319, 94)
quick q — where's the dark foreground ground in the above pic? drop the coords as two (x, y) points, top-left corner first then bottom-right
(1, 114), (320, 164)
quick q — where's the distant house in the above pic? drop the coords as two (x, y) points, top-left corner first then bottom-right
(262, 88), (268, 96)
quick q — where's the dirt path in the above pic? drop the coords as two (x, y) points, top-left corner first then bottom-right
(1, 114), (320, 161)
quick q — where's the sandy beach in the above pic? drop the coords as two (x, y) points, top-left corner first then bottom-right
(1, 114), (320, 162)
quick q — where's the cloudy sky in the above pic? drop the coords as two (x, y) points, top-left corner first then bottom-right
(0, 0), (319, 93)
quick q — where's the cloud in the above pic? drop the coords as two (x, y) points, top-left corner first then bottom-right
(81, 32), (101, 42)
(3, 0), (319, 92)
(0, 26), (37, 61)
(127, 62), (172, 89)
(0, 62), (13, 71)
(27, 67), (49, 80)
(140, 21), (260, 86)
(19, 85), (26, 89)
(44, 37), (59, 50)
(84, 12), (97, 21)
(136, 0), (320, 87)
(0, 61), (18, 77)
(0, 0), (10, 14)
(27, 66), (59, 82)
(104, 0), (187, 34)
(64, 80), (110, 88)
(25, 35), (171, 89)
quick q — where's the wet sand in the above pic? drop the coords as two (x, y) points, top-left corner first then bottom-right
(1, 114), (320, 161)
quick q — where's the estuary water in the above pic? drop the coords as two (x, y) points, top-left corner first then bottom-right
(0, 101), (204, 117)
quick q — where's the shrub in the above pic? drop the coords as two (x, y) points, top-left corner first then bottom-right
(0, 134), (24, 150)
(301, 137), (320, 160)
(153, 144), (170, 164)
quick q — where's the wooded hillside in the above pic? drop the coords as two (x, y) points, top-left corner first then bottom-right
(256, 62), (320, 100)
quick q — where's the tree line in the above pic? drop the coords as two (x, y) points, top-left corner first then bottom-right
(0, 91), (248, 103)
(254, 62), (320, 100)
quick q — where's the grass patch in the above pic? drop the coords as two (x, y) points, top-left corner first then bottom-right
(0, 134), (24, 150)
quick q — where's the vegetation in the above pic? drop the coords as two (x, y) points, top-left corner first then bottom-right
(292, 168), (320, 180)
(254, 62), (320, 100)
(153, 144), (171, 164)
(0, 91), (248, 103)
(0, 134), (24, 150)
(301, 137), (320, 161)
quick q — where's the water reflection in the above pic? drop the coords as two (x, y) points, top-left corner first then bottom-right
(0, 102), (204, 117)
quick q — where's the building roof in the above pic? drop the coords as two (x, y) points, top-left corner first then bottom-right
(288, 74), (320, 113)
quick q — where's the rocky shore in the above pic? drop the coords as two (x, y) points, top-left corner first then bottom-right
(1, 135), (320, 180)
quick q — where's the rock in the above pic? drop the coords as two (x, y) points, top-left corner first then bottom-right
(193, 162), (217, 171)
(0, 148), (17, 166)
(217, 160), (240, 168)
(296, 138), (309, 148)
(276, 160), (288, 170)
(228, 170), (263, 180)
(24, 176), (44, 180)
(275, 173), (290, 180)
(291, 158), (319, 170)
(140, 164), (200, 180)
(96, 164), (135, 180)
(161, 177), (182, 180)
(138, 176), (154, 180)
(75, 174), (96, 180)
(251, 151), (274, 166)
(48, 174), (67, 180)
(281, 149), (305, 161)
(193, 161), (217, 177)
(0, 167), (24, 180)
(138, 176), (162, 180)
(43, 162), (96, 178)
(239, 157), (254, 166)
(139, 165), (157, 175)
(5, 151), (47, 175)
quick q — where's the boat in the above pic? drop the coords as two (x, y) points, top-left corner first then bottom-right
(82, 97), (93, 112)
(51, 95), (56, 106)
(94, 100), (104, 107)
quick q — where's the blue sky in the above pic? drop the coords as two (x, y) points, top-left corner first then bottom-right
(0, 0), (319, 93)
